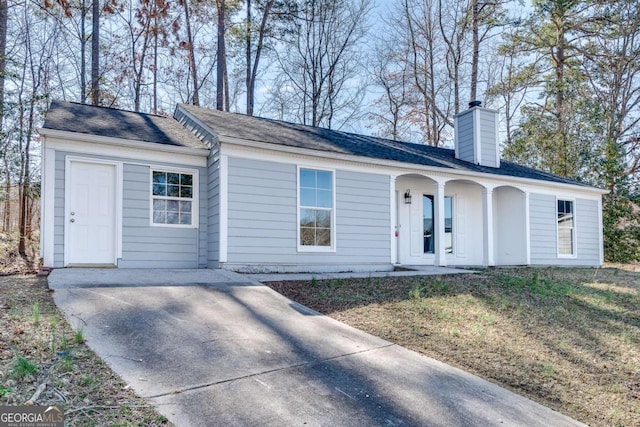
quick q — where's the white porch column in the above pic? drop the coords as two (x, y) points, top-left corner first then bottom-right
(390, 175), (397, 265)
(434, 181), (447, 266)
(482, 187), (495, 267)
(524, 191), (531, 265)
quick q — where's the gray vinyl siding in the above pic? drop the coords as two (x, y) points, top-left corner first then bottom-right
(575, 199), (600, 263)
(53, 150), (207, 268)
(529, 193), (601, 266)
(456, 112), (475, 163)
(119, 163), (207, 268)
(207, 144), (220, 267)
(479, 109), (498, 168)
(225, 157), (391, 270)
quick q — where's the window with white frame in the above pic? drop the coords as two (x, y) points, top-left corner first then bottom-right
(444, 196), (453, 254)
(299, 168), (333, 249)
(151, 170), (195, 226)
(557, 199), (575, 255)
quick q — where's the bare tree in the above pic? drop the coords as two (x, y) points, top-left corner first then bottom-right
(368, 40), (411, 141)
(272, 0), (371, 129)
(113, 0), (169, 112)
(0, 0), (9, 233)
(580, 0), (640, 189)
(245, 0), (275, 115)
(401, 0), (452, 146)
(10, 5), (60, 254)
(179, 0), (200, 105)
(437, 0), (469, 114)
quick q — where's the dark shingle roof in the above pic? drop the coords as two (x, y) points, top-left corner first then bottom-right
(43, 101), (208, 150)
(178, 104), (595, 188)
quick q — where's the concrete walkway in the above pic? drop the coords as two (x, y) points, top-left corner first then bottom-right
(49, 269), (583, 427)
(47, 266), (474, 289)
(247, 265), (474, 283)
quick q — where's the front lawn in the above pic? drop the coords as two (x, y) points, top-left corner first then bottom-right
(267, 267), (640, 427)
(0, 275), (172, 426)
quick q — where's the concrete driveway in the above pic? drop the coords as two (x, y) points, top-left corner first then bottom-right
(50, 269), (584, 427)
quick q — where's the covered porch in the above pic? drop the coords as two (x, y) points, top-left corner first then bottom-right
(392, 174), (529, 267)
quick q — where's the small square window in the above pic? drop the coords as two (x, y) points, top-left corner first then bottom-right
(151, 169), (196, 227)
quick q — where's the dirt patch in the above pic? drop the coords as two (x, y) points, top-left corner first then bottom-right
(0, 233), (40, 275)
(0, 275), (171, 426)
(267, 267), (640, 427)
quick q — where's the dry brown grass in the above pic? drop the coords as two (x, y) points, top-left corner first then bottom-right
(267, 267), (640, 427)
(0, 275), (172, 426)
(0, 233), (40, 275)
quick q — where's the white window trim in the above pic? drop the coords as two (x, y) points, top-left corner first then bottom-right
(149, 166), (199, 228)
(556, 197), (577, 258)
(445, 195), (455, 256)
(297, 165), (336, 253)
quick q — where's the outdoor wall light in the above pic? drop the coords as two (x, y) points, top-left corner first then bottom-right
(404, 190), (412, 204)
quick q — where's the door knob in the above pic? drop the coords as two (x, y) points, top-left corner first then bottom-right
(70, 212), (75, 215)
(70, 219), (75, 223)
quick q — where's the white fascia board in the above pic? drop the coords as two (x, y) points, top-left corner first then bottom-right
(218, 136), (609, 197)
(39, 129), (208, 167)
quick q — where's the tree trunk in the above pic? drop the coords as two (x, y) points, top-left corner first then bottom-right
(80, 0), (87, 102)
(183, 0), (199, 106)
(216, 0), (226, 110)
(248, 0), (275, 116)
(223, 55), (230, 111)
(91, 0), (100, 104)
(2, 161), (9, 232)
(153, 15), (158, 113)
(18, 101), (34, 256)
(0, 0), (6, 233)
(552, 10), (567, 177)
(246, 0), (252, 115)
(0, 0), (7, 129)
(470, 0), (479, 103)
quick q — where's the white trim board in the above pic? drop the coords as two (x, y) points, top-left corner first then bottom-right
(38, 128), (209, 157)
(43, 135), (208, 167)
(41, 146), (56, 267)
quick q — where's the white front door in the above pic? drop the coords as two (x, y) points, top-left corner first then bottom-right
(67, 161), (117, 265)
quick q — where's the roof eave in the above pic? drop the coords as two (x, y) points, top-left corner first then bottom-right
(38, 127), (210, 157)
(174, 104), (221, 146)
(218, 134), (608, 195)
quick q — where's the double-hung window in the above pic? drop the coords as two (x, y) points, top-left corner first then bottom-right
(151, 169), (197, 227)
(557, 199), (575, 256)
(299, 168), (334, 250)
